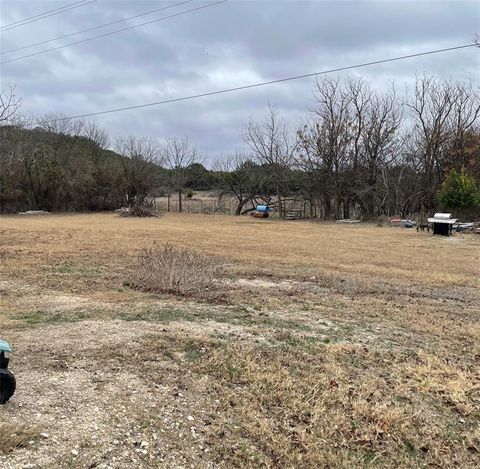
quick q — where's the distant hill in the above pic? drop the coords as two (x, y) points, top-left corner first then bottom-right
(0, 125), (145, 213)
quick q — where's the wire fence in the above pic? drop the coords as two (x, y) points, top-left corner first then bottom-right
(153, 195), (238, 215)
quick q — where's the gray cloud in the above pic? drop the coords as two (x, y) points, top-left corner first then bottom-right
(1, 0), (479, 163)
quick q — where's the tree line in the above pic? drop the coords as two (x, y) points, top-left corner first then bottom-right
(1, 75), (479, 218)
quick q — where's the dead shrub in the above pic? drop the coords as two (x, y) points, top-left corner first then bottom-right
(129, 243), (224, 298)
(118, 204), (163, 218)
(374, 214), (391, 226)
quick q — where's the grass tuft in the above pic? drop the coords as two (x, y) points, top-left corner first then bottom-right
(0, 423), (39, 454)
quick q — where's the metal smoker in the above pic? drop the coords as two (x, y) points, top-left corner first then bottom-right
(0, 340), (16, 404)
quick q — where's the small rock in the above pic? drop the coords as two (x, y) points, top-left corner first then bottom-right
(187, 415), (194, 421)
(71, 449), (79, 457)
(40, 432), (49, 439)
(113, 439), (120, 445)
(140, 441), (149, 448)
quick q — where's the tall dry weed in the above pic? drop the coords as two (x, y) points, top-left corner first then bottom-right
(130, 243), (224, 298)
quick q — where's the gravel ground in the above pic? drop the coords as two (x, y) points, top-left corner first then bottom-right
(2, 320), (225, 468)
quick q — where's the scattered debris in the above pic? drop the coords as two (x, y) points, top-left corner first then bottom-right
(390, 218), (416, 228)
(454, 222), (474, 232)
(117, 205), (163, 218)
(336, 219), (361, 224)
(250, 211), (269, 218)
(18, 210), (51, 215)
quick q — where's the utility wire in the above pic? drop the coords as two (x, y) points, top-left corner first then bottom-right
(1, 0), (194, 55)
(41, 43), (478, 123)
(1, 0), (227, 64)
(0, 0), (96, 32)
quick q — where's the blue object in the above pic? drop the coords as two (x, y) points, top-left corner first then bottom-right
(0, 340), (12, 369)
(0, 339), (15, 404)
(256, 205), (271, 213)
(0, 340), (11, 354)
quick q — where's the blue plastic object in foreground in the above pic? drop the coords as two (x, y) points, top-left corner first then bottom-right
(0, 340), (12, 354)
(256, 205), (271, 212)
(0, 340), (12, 369)
(0, 339), (15, 403)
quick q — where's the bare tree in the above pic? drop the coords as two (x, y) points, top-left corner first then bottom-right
(445, 80), (480, 172)
(0, 85), (22, 125)
(244, 104), (296, 218)
(297, 78), (352, 218)
(297, 77), (404, 219)
(116, 136), (162, 207)
(35, 112), (85, 169)
(214, 153), (270, 215)
(82, 120), (109, 165)
(77, 120), (114, 210)
(356, 83), (403, 218)
(406, 76), (459, 209)
(161, 137), (198, 213)
(0, 86), (23, 212)
(32, 113), (88, 209)
(36, 112), (84, 138)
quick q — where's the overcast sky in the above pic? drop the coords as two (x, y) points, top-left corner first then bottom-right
(1, 0), (479, 163)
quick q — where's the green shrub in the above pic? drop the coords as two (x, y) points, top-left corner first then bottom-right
(438, 169), (480, 212)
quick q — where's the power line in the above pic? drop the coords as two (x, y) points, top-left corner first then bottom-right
(1, 0), (227, 64)
(0, 0), (96, 32)
(1, 0), (194, 55)
(41, 43), (478, 123)
(0, 0), (91, 30)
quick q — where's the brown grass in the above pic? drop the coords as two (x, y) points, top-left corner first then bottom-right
(192, 340), (479, 467)
(0, 212), (479, 467)
(0, 423), (39, 454)
(0, 213), (478, 292)
(1, 213), (478, 336)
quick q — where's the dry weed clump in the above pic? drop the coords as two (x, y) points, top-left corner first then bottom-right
(0, 423), (39, 454)
(118, 204), (163, 218)
(129, 243), (224, 298)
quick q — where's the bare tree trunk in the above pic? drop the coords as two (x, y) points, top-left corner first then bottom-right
(277, 187), (283, 219)
(244, 104), (296, 220)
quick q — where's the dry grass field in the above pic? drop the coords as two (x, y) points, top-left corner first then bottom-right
(0, 213), (479, 468)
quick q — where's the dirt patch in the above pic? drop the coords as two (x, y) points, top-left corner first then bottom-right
(1, 321), (217, 468)
(234, 278), (299, 289)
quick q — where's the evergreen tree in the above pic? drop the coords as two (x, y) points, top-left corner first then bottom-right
(438, 169), (480, 213)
